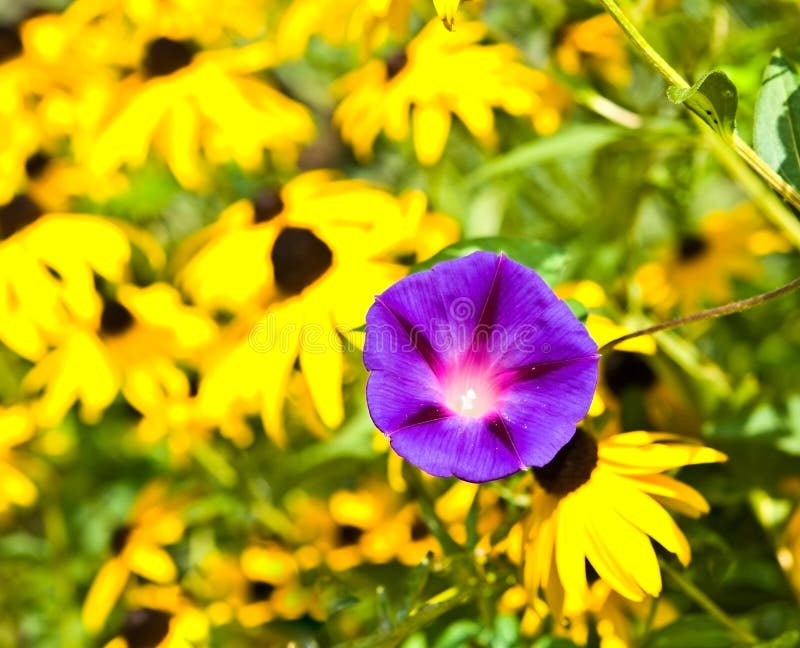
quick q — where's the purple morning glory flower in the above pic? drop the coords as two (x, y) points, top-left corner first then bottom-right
(363, 251), (599, 483)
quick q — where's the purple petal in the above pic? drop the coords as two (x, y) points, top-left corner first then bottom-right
(363, 271), (450, 376)
(366, 370), (448, 433)
(496, 355), (599, 466)
(491, 298), (598, 378)
(429, 251), (502, 359)
(389, 415), (526, 482)
(363, 296), (440, 383)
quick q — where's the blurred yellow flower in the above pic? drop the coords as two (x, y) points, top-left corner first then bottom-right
(523, 430), (726, 619)
(276, 0), (411, 59)
(0, 405), (38, 513)
(181, 171), (456, 439)
(0, 208), (130, 361)
(57, 0), (313, 190)
(333, 20), (570, 164)
(83, 482), (188, 634)
(285, 483), (439, 572)
(634, 202), (790, 314)
(24, 283), (216, 426)
(104, 584), (209, 648)
(556, 14), (631, 87)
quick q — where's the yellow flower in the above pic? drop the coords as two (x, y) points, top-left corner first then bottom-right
(24, 282), (216, 426)
(333, 20), (570, 164)
(556, 14), (631, 87)
(181, 171), (455, 439)
(286, 483), (439, 572)
(634, 202), (790, 314)
(189, 547), (323, 629)
(0, 405), (38, 513)
(103, 584), (209, 648)
(83, 482), (188, 634)
(60, 0), (313, 190)
(276, 0), (411, 60)
(522, 429), (726, 619)
(0, 206), (131, 361)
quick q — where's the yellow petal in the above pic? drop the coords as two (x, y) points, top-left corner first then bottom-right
(599, 433), (727, 473)
(298, 300), (344, 429)
(629, 473), (711, 518)
(433, 0), (462, 30)
(583, 494), (661, 600)
(82, 558), (130, 633)
(161, 99), (205, 190)
(412, 103), (451, 165)
(554, 494), (589, 614)
(601, 470), (691, 566)
(124, 542), (177, 583)
(0, 462), (37, 507)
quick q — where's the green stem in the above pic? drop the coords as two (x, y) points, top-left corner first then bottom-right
(597, 0), (800, 224)
(597, 0), (687, 88)
(660, 560), (758, 644)
(599, 275), (800, 354)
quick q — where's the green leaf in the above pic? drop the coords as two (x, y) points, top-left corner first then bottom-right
(753, 631), (800, 648)
(431, 620), (483, 648)
(463, 124), (625, 188)
(642, 614), (741, 648)
(668, 70), (738, 138)
(754, 50), (800, 192)
(413, 238), (566, 286)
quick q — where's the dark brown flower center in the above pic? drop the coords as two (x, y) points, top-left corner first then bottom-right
(0, 195), (43, 240)
(337, 524), (364, 546)
(249, 580), (276, 602)
(532, 428), (598, 496)
(25, 151), (52, 179)
(100, 298), (136, 337)
(678, 235), (708, 261)
(385, 50), (408, 80)
(270, 227), (333, 295)
(142, 38), (196, 78)
(252, 190), (284, 223)
(0, 25), (23, 64)
(121, 609), (172, 648)
(410, 517), (428, 541)
(111, 524), (133, 554)
(602, 351), (656, 397)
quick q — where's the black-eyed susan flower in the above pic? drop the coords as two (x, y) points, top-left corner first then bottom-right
(103, 584), (209, 648)
(556, 14), (631, 88)
(0, 205), (130, 361)
(181, 171), (456, 439)
(24, 282), (215, 426)
(83, 482), (188, 634)
(285, 482), (439, 572)
(634, 202), (790, 315)
(276, 0), (411, 59)
(64, 0), (313, 190)
(0, 405), (37, 513)
(333, 20), (571, 164)
(522, 429), (726, 619)
(364, 252), (598, 482)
